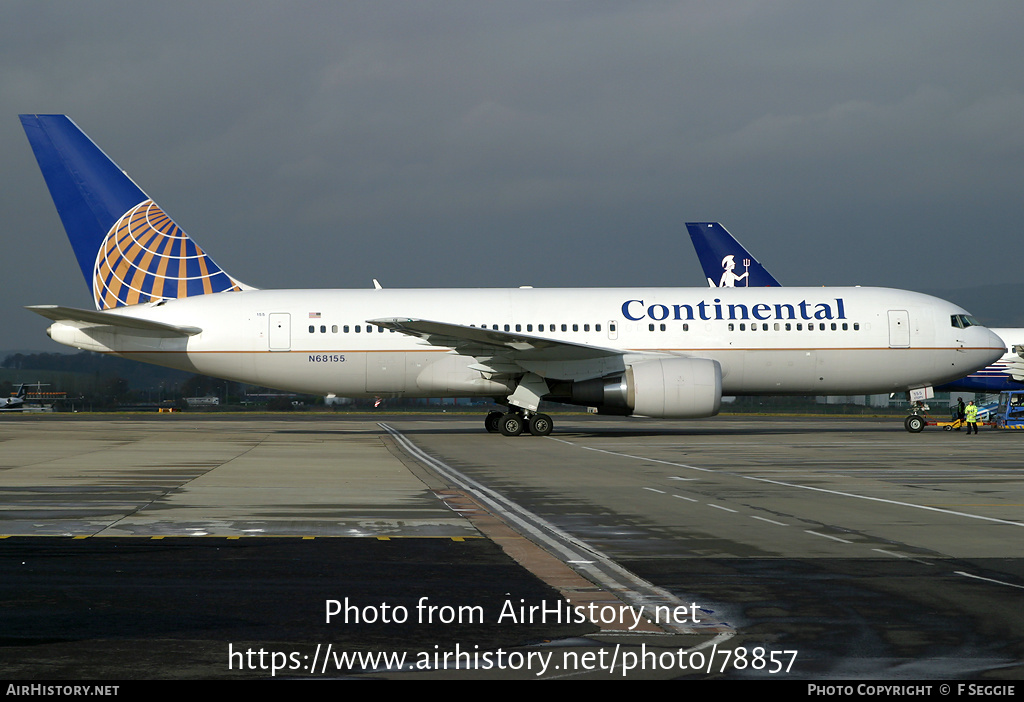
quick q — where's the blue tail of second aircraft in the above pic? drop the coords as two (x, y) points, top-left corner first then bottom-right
(685, 222), (781, 288)
(20, 114), (246, 311)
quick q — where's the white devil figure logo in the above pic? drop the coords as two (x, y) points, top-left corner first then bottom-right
(717, 254), (750, 287)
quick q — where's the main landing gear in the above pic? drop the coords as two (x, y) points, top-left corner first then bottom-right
(485, 372), (554, 436)
(484, 409), (553, 437)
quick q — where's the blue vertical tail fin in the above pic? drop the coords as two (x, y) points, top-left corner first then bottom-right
(685, 222), (782, 288)
(20, 114), (248, 310)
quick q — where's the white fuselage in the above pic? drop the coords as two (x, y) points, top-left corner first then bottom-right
(47, 286), (1004, 399)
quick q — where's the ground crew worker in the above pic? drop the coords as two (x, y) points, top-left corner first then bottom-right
(965, 400), (979, 435)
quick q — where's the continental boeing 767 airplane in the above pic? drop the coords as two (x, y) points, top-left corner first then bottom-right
(20, 115), (1004, 435)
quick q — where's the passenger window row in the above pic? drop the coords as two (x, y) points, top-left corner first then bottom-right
(308, 325), (394, 334)
(306, 321), (861, 335)
(469, 323), (604, 333)
(727, 322), (860, 331)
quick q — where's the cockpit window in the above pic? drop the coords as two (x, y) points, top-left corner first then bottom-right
(950, 314), (981, 329)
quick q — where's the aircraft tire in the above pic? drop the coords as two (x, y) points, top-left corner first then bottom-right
(485, 411), (503, 433)
(528, 413), (553, 436)
(499, 412), (525, 437)
(904, 415), (925, 433)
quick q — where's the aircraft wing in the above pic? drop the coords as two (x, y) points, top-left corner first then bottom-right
(26, 305), (203, 336)
(368, 317), (641, 381)
(1005, 359), (1024, 382)
(369, 318), (623, 361)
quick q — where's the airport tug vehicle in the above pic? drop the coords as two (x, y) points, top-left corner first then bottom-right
(993, 390), (1024, 429)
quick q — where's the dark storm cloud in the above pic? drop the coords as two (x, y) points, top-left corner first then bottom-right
(2, 1), (1023, 347)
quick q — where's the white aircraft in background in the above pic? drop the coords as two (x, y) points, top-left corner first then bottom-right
(686, 221), (1024, 395)
(20, 115), (1004, 435)
(0, 384), (27, 411)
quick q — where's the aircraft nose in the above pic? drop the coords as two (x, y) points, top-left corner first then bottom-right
(975, 325), (1007, 365)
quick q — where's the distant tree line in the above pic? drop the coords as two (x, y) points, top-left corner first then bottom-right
(0, 351), (297, 409)
(2, 351), (191, 386)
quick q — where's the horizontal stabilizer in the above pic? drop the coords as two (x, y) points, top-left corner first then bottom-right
(26, 305), (202, 336)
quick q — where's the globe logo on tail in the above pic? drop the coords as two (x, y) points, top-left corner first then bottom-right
(92, 200), (241, 309)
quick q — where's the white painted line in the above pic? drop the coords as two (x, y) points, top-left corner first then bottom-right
(708, 504), (738, 513)
(872, 548), (934, 565)
(644, 487), (666, 494)
(673, 494), (698, 503)
(750, 516), (788, 526)
(581, 445), (714, 472)
(954, 571), (1024, 590)
(873, 548), (908, 558)
(805, 530), (853, 543)
(572, 445), (1024, 528)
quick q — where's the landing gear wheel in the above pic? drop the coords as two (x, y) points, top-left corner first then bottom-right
(528, 413), (553, 436)
(499, 412), (525, 437)
(904, 415), (925, 433)
(484, 411), (503, 433)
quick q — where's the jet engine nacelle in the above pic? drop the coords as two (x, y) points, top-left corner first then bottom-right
(567, 357), (722, 418)
(627, 357), (722, 418)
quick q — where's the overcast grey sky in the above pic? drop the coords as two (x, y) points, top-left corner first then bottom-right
(3, 1), (1023, 349)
